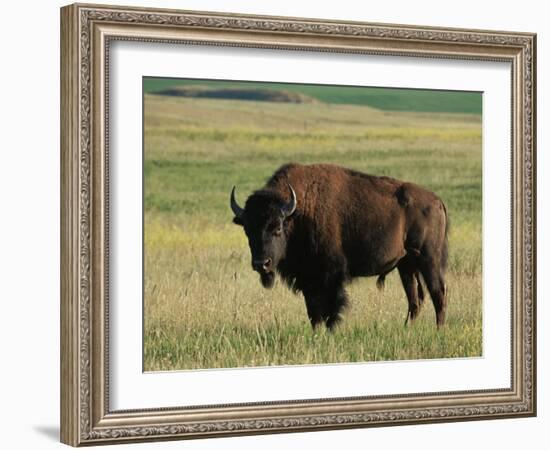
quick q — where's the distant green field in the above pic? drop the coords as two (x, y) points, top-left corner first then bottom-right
(143, 77), (482, 114)
(143, 85), (483, 372)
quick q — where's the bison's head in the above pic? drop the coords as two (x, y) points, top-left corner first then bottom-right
(230, 184), (297, 289)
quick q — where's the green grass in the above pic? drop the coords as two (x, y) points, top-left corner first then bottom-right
(143, 89), (482, 371)
(143, 77), (482, 114)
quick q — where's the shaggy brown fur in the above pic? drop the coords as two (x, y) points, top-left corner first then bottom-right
(231, 163), (449, 329)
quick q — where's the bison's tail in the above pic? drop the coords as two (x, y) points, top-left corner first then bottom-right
(441, 201), (450, 273)
(376, 274), (385, 291)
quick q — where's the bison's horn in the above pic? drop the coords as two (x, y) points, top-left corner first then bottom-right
(281, 183), (297, 217)
(230, 186), (244, 219)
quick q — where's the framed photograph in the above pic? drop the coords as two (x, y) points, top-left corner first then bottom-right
(60, 3), (536, 446)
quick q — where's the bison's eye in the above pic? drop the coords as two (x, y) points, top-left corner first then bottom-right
(268, 222), (283, 236)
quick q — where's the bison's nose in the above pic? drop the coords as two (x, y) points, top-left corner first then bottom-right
(253, 258), (272, 273)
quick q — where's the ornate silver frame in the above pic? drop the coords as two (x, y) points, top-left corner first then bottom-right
(60, 3), (536, 446)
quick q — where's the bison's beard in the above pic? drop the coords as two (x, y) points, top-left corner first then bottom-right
(260, 271), (275, 289)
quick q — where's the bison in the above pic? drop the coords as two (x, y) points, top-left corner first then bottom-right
(230, 163), (449, 330)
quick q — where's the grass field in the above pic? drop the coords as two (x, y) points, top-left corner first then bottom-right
(143, 83), (482, 371)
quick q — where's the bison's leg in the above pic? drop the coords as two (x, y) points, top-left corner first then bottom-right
(419, 263), (447, 328)
(398, 257), (422, 325)
(303, 291), (325, 329)
(303, 283), (348, 331)
(324, 284), (348, 331)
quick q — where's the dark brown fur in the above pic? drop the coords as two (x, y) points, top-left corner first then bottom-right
(233, 163), (449, 329)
